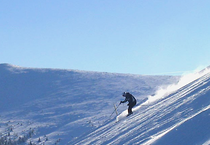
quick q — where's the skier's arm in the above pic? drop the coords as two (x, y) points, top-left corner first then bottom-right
(120, 98), (128, 104)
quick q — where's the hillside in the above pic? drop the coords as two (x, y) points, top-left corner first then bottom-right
(73, 67), (210, 145)
(0, 63), (179, 145)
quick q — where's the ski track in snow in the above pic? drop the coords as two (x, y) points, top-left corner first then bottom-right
(73, 69), (210, 145)
(142, 103), (210, 145)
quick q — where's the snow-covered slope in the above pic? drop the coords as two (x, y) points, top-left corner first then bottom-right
(0, 63), (178, 145)
(73, 67), (210, 145)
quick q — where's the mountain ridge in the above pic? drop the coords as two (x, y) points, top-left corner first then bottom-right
(0, 63), (179, 144)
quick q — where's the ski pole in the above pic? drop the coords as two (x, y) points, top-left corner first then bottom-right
(109, 103), (121, 119)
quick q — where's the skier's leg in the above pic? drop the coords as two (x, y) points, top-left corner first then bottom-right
(129, 101), (136, 114)
(128, 106), (132, 114)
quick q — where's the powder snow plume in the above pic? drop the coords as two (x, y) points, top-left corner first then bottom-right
(145, 67), (210, 104)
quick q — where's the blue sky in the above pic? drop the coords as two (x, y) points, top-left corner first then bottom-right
(1, 1), (210, 75)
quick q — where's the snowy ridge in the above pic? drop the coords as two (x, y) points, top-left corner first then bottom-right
(0, 64), (178, 145)
(73, 67), (210, 145)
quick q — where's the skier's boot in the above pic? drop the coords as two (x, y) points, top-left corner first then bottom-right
(127, 112), (133, 117)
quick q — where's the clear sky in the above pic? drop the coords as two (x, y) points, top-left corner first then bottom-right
(1, 1), (210, 75)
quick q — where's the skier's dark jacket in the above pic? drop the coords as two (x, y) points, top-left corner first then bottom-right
(121, 92), (136, 105)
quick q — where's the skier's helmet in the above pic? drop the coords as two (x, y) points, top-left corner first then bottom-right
(122, 92), (127, 97)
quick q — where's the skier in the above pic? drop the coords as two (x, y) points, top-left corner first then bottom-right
(120, 92), (136, 116)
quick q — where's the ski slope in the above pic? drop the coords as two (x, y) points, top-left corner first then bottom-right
(0, 63), (178, 145)
(73, 67), (210, 145)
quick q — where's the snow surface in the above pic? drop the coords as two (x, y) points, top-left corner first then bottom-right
(3, 63), (210, 145)
(0, 63), (179, 145)
(73, 67), (210, 145)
